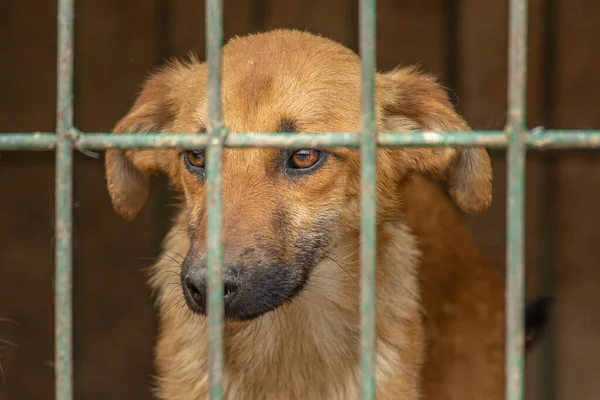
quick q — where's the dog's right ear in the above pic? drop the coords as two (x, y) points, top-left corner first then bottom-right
(105, 66), (182, 221)
(377, 67), (493, 214)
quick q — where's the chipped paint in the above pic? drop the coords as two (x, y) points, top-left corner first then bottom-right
(423, 131), (444, 143)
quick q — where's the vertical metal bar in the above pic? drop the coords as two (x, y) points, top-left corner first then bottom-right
(206, 0), (225, 399)
(506, 0), (528, 399)
(56, 0), (74, 399)
(359, 0), (377, 399)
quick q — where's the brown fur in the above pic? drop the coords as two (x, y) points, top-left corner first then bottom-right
(104, 29), (504, 399)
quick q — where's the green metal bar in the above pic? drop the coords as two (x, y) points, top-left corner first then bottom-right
(359, 0), (377, 398)
(506, 0), (528, 399)
(55, 0), (74, 398)
(205, 0), (225, 399)
(0, 133), (57, 150)
(3, 130), (600, 151)
(76, 131), (506, 148)
(528, 131), (600, 148)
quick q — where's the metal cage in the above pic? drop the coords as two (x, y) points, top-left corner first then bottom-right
(1, 0), (599, 399)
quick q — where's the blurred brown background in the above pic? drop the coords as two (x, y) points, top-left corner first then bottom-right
(1, 0), (598, 399)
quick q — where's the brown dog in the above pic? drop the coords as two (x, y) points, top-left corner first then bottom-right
(104, 29), (543, 399)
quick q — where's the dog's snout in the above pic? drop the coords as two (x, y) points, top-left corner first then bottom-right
(182, 264), (240, 312)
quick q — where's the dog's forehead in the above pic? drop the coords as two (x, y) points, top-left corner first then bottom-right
(169, 31), (365, 133)
(221, 29), (360, 71)
(216, 30), (362, 132)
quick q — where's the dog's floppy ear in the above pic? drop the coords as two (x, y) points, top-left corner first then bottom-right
(105, 65), (183, 221)
(377, 67), (493, 214)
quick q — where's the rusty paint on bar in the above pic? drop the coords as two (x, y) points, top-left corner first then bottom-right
(55, 0), (75, 398)
(506, 0), (528, 399)
(359, 0), (377, 398)
(205, 0), (225, 399)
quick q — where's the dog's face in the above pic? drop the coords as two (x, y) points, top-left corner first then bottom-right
(104, 30), (492, 321)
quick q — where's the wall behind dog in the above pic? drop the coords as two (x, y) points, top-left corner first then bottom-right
(1, 0), (598, 399)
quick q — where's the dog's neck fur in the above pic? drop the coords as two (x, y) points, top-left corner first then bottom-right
(149, 212), (424, 400)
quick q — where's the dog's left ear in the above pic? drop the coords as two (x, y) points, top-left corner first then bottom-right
(105, 64), (186, 221)
(377, 67), (493, 214)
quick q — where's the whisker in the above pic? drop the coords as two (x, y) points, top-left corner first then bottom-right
(138, 256), (159, 262)
(163, 296), (185, 318)
(252, 315), (265, 342)
(306, 280), (360, 303)
(185, 96), (204, 129)
(176, 298), (193, 326)
(324, 255), (359, 286)
(159, 253), (184, 267)
(166, 284), (183, 298)
(155, 270), (183, 280)
(268, 288), (326, 311)
(138, 244), (187, 264)
(264, 313), (276, 337)
(165, 250), (187, 262)
(309, 273), (355, 285)
(273, 308), (284, 344)
(181, 305), (192, 326)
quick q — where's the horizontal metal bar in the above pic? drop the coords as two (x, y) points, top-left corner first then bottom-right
(2, 130), (600, 151)
(0, 133), (57, 150)
(76, 131), (506, 148)
(527, 131), (600, 148)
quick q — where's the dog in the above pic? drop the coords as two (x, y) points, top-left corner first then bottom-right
(104, 29), (549, 399)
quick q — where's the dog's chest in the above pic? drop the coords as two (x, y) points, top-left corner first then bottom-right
(222, 363), (360, 400)
(220, 322), (361, 399)
(155, 327), (412, 400)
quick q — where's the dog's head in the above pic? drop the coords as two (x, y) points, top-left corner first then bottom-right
(104, 29), (492, 321)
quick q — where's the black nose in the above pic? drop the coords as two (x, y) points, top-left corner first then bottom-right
(183, 266), (240, 311)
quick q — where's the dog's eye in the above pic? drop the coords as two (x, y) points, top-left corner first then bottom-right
(289, 149), (322, 170)
(184, 150), (205, 169)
